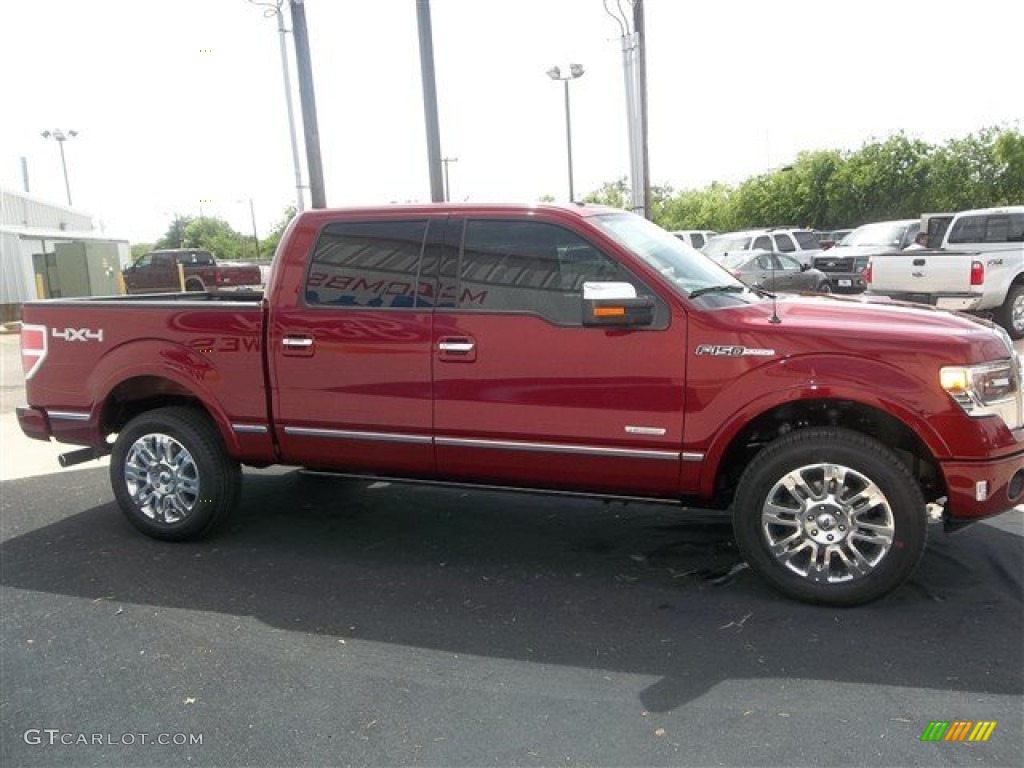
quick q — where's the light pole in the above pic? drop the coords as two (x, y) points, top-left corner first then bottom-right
(246, 198), (261, 259)
(546, 64), (584, 202)
(40, 129), (78, 206)
(442, 156), (458, 202)
(249, 0), (305, 212)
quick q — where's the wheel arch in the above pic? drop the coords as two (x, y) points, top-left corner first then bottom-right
(700, 395), (947, 509)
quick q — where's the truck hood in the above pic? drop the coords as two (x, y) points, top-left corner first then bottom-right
(715, 293), (1012, 362)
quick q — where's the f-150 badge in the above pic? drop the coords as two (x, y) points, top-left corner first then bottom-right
(696, 344), (775, 357)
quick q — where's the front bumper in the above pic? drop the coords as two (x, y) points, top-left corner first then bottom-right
(941, 447), (1024, 521)
(820, 271), (867, 293)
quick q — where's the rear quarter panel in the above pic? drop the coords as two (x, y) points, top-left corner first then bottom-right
(22, 299), (269, 459)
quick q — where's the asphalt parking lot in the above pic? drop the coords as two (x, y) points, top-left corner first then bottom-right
(1, 333), (1022, 767)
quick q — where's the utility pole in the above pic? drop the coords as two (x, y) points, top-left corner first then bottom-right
(605, 1), (650, 219)
(416, 0), (445, 202)
(634, 0), (651, 219)
(289, 0), (326, 208)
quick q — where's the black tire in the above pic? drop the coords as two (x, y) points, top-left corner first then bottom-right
(110, 406), (241, 541)
(732, 427), (926, 606)
(817, 281), (832, 294)
(184, 278), (205, 292)
(995, 283), (1024, 340)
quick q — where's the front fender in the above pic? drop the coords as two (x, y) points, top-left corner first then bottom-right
(687, 354), (958, 499)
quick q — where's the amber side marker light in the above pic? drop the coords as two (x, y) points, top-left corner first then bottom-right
(594, 306), (627, 317)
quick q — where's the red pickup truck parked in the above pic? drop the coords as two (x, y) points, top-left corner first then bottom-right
(17, 204), (1024, 605)
(123, 248), (262, 294)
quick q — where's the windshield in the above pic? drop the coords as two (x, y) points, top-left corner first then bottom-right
(840, 222), (909, 247)
(590, 212), (752, 300)
(702, 234), (752, 259)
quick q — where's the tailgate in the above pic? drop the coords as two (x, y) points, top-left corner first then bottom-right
(868, 250), (975, 296)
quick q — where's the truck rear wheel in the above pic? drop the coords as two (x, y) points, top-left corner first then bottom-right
(184, 278), (205, 292)
(732, 427), (926, 605)
(996, 283), (1024, 340)
(110, 407), (241, 541)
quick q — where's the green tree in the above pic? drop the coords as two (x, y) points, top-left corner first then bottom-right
(180, 216), (247, 260)
(259, 205), (297, 258)
(130, 243), (154, 261)
(154, 214), (195, 250)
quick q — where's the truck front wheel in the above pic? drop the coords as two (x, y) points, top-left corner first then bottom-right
(996, 283), (1024, 340)
(110, 407), (241, 541)
(732, 427), (927, 605)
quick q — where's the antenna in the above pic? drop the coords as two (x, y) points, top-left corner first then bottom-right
(768, 249), (781, 324)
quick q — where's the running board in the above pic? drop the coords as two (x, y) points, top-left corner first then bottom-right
(297, 469), (683, 507)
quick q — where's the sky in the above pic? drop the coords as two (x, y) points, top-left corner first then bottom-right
(1, 0), (1021, 244)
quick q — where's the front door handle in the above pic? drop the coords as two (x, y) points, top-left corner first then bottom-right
(437, 336), (476, 362)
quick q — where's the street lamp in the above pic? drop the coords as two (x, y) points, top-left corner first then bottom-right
(442, 156), (458, 202)
(546, 63), (584, 202)
(40, 129), (78, 206)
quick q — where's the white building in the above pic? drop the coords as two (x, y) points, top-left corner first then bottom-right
(1, 187), (131, 321)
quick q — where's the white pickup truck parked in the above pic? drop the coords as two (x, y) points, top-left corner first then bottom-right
(865, 206), (1024, 338)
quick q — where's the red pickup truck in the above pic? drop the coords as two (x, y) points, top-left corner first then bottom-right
(123, 248), (263, 294)
(17, 204), (1024, 605)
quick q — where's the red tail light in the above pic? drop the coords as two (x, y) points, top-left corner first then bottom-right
(863, 260), (873, 284)
(21, 323), (48, 379)
(970, 260), (984, 286)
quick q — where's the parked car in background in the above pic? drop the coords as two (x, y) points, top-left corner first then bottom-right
(719, 250), (832, 293)
(123, 249), (263, 294)
(818, 229), (853, 250)
(811, 219), (920, 294)
(702, 228), (823, 266)
(866, 206), (1024, 338)
(670, 230), (718, 250)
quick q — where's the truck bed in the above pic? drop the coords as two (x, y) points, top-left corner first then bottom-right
(19, 292), (270, 459)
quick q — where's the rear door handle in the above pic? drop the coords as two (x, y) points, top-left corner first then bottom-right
(913, 259), (926, 266)
(437, 336), (476, 362)
(282, 335), (314, 357)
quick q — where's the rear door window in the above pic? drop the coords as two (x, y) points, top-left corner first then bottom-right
(794, 231), (819, 250)
(305, 219), (429, 308)
(773, 234), (796, 252)
(948, 215), (987, 244)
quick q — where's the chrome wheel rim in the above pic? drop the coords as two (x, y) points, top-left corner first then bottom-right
(124, 433), (200, 524)
(1012, 292), (1024, 334)
(760, 463), (894, 583)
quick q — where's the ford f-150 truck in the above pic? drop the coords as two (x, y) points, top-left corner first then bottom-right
(17, 204), (1024, 605)
(865, 207), (1024, 339)
(123, 248), (263, 294)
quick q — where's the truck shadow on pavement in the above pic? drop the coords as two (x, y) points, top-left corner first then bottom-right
(2, 467), (1021, 712)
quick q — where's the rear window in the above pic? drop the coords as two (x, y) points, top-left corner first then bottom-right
(794, 231), (820, 250)
(948, 213), (1024, 244)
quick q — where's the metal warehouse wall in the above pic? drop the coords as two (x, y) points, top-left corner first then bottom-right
(1, 188), (95, 232)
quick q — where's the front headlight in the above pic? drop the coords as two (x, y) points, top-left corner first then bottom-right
(941, 359), (1023, 428)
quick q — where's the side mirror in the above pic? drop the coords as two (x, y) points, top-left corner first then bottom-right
(582, 282), (655, 327)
